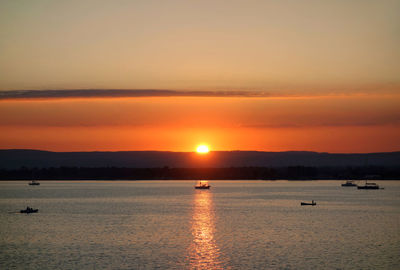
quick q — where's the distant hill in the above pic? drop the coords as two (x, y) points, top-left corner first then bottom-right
(0, 149), (399, 169)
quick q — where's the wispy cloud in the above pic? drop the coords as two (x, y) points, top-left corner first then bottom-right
(240, 119), (400, 129)
(2, 85), (400, 101)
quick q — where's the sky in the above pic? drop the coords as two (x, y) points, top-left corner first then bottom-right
(0, 0), (399, 152)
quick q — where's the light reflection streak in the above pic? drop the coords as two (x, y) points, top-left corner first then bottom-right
(188, 189), (224, 269)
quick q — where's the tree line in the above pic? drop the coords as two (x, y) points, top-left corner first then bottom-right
(0, 165), (399, 180)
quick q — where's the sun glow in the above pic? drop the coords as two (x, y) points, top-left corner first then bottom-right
(196, 144), (210, 154)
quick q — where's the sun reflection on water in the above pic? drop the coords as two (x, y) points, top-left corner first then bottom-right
(188, 190), (224, 270)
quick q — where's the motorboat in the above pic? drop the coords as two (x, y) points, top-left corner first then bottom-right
(29, 180), (40, 186)
(341, 180), (357, 187)
(357, 181), (379, 189)
(195, 180), (210, 189)
(20, 207), (39, 214)
(301, 200), (316, 206)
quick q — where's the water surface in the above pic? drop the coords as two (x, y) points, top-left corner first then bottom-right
(0, 180), (399, 269)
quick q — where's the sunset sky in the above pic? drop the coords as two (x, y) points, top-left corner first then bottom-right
(1, 0), (399, 152)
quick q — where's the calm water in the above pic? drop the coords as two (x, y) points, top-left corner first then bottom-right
(0, 180), (399, 269)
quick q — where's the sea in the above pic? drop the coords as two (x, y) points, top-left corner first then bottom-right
(0, 180), (399, 270)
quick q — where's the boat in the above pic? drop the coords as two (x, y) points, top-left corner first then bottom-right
(28, 180), (40, 186)
(195, 180), (210, 189)
(341, 180), (357, 187)
(357, 181), (379, 189)
(301, 200), (316, 206)
(20, 207), (39, 214)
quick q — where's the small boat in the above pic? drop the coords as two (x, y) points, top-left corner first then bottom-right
(195, 180), (210, 189)
(28, 180), (40, 186)
(357, 181), (379, 189)
(341, 180), (357, 187)
(301, 200), (316, 206)
(20, 207), (39, 214)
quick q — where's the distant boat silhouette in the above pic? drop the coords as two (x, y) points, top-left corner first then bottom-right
(28, 180), (40, 186)
(341, 180), (357, 187)
(301, 200), (316, 206)
(195, 181), (210, 189)
(357, 181), (379, 189)
(20, 207), (38, 214)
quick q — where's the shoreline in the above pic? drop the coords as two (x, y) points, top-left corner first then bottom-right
(2, 179), (399, 181)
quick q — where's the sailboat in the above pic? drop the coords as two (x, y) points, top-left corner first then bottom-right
(195, 180), (210, 189)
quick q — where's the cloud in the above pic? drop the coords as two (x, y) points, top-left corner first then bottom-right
(241, 119), (400, 129)
(1, 85), (399, 100)
(0, 89), (274, 100)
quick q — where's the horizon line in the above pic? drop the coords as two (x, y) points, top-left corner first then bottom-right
(1, 148), (399, 155)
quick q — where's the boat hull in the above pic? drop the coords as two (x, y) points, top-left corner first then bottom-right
(195, 186), (210, 189)
(357, 186), (379, 189)
(301, 202), (316, 206)
(20, 209), (39, 213)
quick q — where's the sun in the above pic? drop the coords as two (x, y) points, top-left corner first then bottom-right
(196, 144), (210, 154)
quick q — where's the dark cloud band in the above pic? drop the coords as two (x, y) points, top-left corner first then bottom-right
(0, 89), (272, 100)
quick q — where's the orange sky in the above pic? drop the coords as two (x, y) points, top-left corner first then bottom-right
(0, 1), (399, 152)
(1, 94), (399, 152)
(1, 1), (399, 91)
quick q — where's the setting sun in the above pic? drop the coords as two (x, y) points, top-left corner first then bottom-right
(196, 144), (210, 154)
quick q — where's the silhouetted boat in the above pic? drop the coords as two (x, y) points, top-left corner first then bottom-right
(28, 180), (40, 186)
(195, 181), (210, 189)
(20, 207), (38, 214)
(301, 200), (316, 206)
(357, 181), (379, 189)
(341, 180), (357, 187)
